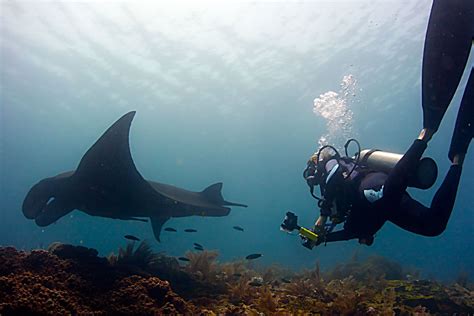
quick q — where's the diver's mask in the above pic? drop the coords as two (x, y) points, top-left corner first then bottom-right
(303, 139), (361, 203)
(303, 159), (320, 187)
(303, 147), (340, 202)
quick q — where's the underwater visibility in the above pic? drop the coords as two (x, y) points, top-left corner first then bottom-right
(1, 0), (473, 314)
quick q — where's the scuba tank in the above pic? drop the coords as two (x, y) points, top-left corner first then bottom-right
(303, 138), (438, 207)
(359, 149), (438, 190)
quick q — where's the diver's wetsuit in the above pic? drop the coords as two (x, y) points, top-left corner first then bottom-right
(317, 0), (473, 245)
(323, 140), (463, 244)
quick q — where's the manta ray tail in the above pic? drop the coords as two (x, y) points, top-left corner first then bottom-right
(202, 183), (248, 207)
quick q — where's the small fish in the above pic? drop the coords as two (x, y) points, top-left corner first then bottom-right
(248, 280), (262, 287)
(233, 226), (244, 232)
(232, 273), (242, 277)
(178, 257), (190, 262)
(281, 278), (291, 283)
(164, 227), (177, 232)
(194, 246), (204, 251)
(124, 235), (140, 241)
(184, 229), (197, 233)
(245, 253), (262, 260)
(193, 243), (203, 248)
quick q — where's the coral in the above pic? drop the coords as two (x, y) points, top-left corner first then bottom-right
(0, 247), (28, 275)
(257, 263), (293, 285)
(255, 286), (278, 314)
(227, 278), (254, 305)
(109, 240), (160, 270)
(183, 250), (219, 280)
(455, 269), (470, 288)
(0, 244), (193, 315)
(108, 275), (188, 314)
(48, 242), (99, 260)
(325, 255), (405, 282)
(218, 259), (247, 279)
(1, 245), (473, 315)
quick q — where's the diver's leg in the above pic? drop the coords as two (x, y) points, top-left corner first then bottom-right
(448, 68), (474, 165)
(382, 140), (428, 205)
(387, 165), (462, 236)
(422, 0), (473, 132)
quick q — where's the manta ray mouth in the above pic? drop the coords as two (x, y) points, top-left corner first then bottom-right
(23, 196), (47, 219)
(23, 187), (72, 227)
(26, 197), (55, 220)
(22, 179), (56, 220)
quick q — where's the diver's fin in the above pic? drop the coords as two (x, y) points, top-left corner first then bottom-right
(202, 183), (248, 207)
(422, 0), (474, 131)
(449, 68), (474, 161)
(119, 217), (148, 222)
(150, 216), (170, 242)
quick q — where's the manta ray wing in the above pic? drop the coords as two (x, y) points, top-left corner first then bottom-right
(71, 111), (164, 210)
(74, 111), (142, 185)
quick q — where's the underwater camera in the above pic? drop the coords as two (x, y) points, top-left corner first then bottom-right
(280, 212), (320, 249)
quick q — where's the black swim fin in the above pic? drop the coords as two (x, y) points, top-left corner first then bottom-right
(422, 0), (474, 132)
(449, 68), (474, 162)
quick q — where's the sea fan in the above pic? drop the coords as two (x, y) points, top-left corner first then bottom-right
(110, 241), (160, 270)
(184, 250), (219, 280)
(256, 286), (278, 314)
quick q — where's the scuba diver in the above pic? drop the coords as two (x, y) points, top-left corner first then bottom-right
(282, 0), (473, 249)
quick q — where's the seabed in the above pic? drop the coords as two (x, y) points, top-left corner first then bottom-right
(0, 242), (473, 315)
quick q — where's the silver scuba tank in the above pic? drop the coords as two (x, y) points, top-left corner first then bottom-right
(359, 149), (438, 190)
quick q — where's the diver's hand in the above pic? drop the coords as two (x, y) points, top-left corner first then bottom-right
(312, 225), (326, 237)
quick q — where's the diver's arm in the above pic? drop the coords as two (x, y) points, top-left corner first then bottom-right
(322, 229), (355, 243)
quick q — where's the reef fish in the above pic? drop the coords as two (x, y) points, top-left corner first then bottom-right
(124, 235), (140, 241)
(245, 253), (262, 260)
(178, 257), (190, 262)
(184, 229), (197, 233)
(164, 227), (177, 232)
(194, 246), (204, 251)
(233, 226), (244, 231)
(193, 243), (203, 248)
(22, 112), (248, 242)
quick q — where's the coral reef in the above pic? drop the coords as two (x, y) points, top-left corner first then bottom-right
(1, 244), (473, 315)
(0, 245), (189, 315)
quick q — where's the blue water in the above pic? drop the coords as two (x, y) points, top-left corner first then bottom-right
(1, 0), (473, 281)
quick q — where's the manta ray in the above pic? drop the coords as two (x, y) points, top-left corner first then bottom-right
(22, 111), (247, 241)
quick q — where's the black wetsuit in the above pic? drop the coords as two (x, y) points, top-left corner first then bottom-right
(322, 0), (474, 243)
(324, 140), (463, 244)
